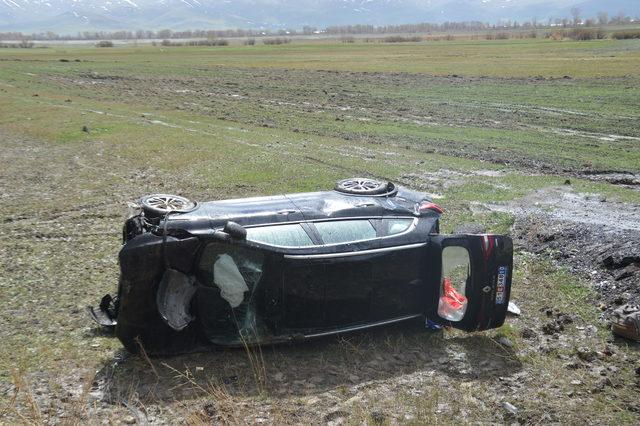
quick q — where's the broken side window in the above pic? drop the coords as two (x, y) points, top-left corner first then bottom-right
(196, 243), (267, 344)
(246, 223), (314, 247)
(314, 220), (376, 244)
(156, 268), (197, 331)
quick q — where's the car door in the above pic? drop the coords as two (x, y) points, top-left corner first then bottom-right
(279, 217), (432, 332)
(279, 218), (380, 331)
(424, 234), (513, 331)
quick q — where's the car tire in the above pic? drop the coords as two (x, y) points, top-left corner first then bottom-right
(140, 194), (197, 217)
(334, 177), (390, 195)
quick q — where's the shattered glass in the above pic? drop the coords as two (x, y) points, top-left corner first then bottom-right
(196, 243), (269, 345)
(156, 269), (197, 331)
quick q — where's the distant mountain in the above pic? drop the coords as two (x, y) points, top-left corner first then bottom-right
(0, 0), (638, 34)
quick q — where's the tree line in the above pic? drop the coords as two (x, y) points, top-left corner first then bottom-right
(0, 10), (638, 41)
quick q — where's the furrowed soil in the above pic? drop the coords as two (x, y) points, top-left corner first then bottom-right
(1, 39), (640, 424)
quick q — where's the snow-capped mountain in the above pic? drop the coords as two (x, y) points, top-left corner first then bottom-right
(0, 0), (638, 34)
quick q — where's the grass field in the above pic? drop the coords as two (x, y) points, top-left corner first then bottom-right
(1, 38), (640, 423)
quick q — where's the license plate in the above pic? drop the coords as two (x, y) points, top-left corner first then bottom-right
(496, 266), (508, 305)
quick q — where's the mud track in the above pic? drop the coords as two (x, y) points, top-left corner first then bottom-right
(44, 69), (640, 182)
(479, 186), (640, 315)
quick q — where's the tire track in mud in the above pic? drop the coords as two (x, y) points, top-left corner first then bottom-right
(35, 71), (640, 179)
(48, 73), (640, 140)
(16, 89), (640, 192)
(1, 93), (416, 188)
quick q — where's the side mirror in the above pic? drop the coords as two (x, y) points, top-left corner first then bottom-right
(223, 221), (247, 240)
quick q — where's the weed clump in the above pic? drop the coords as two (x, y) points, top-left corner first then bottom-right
(159, 39), (229, 47)
(263, 38), (292, 45)
(545, 28), (606, 41)
(4, 39), (35, 48)
(485, 32), (510, 40)
(95, 40), (114, 47)
(568, 28), (606, 40)
(383, 35), (422, 43)
(611, 30), (640, 39)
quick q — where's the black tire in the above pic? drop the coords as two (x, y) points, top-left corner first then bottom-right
(140, 194), (197, 217)
(334, 177), (390, 195)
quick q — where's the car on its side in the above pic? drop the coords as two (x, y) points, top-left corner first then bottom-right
(90, 178), (513, 355)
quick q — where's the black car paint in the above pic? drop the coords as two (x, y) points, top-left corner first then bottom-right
(105, 186), (512, 355)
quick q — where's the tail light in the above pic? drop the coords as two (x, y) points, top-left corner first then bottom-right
(418, 201), (444, 214)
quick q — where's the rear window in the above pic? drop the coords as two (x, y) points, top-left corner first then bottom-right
(438, 246), (470, 322)
(382, 218), (414, 236)
(246, 223), (314, 247)
(315, 220), (376, 244)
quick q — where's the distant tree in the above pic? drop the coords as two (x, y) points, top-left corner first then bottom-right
(18, 39), (33, 48)
(597, 11), (609, 25)
(570, 7), (581, 26)
(157, 29), (172, 39)
(302, 26), (317, 35)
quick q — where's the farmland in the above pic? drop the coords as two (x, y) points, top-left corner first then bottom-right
(1, 38), (640, 423)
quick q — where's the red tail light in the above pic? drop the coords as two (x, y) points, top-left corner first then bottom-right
(418, 201), (444, 214)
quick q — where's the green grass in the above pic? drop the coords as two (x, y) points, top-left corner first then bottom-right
(3, 38), (640, 77)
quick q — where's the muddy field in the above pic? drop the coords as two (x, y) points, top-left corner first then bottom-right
(43, 68), (640, 176)
(1, 40), (640, 424)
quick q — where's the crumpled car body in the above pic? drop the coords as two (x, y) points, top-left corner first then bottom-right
(91, 182), (513, 355)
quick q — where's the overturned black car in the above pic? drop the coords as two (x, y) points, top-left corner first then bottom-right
(90, 178), (513, 355)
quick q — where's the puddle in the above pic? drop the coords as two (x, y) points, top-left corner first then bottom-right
(481, 186), (640, 232)
(580, 172), (640, 187)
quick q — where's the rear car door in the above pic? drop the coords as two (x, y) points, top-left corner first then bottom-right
(425, 234), (513, 331)
(280, 219), (380, 330)
(278, 217), (430, 331)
